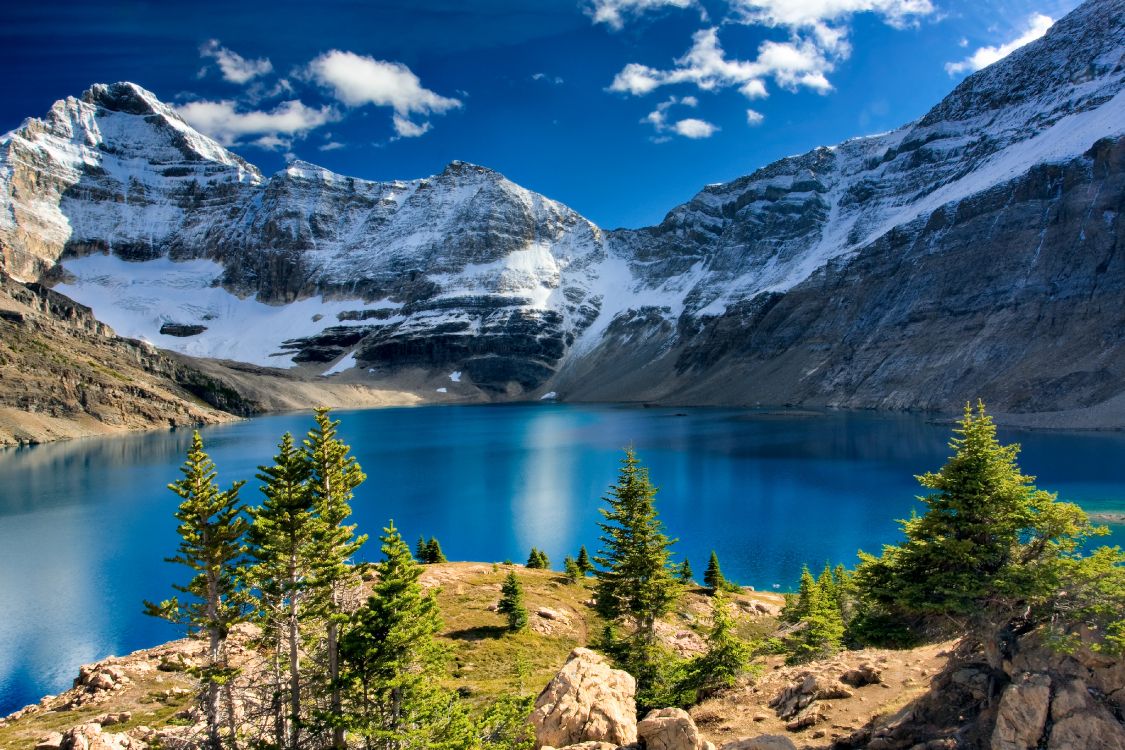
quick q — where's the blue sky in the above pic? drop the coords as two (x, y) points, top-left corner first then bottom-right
(0, 0), (1081, 228)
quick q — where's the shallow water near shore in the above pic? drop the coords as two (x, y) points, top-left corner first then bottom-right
(1, 403), (1123, 714)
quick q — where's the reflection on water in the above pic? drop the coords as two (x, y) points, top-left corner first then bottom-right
(1, 404), (1123, 713)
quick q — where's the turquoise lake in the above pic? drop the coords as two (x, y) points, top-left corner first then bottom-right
(1, 403), (1123, 714)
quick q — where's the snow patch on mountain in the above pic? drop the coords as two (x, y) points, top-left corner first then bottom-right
(55, 254), (391, 366)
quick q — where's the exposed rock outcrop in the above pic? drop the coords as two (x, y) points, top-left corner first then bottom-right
(531, 648), (638, 749)
(57, 723), (146, 750)
(638, 707), (716, 750)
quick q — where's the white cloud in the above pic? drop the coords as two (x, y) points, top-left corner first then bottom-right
(587, 0), (698, 30)
(610, 27), (836, 101)
(945, 13), (1053, 75)
(176, 99), (337, 146)
(307, 50), (461, 137)
(318, 141), (346, 152)
(199, 40), (273, 85)
(642, 95), (718, 139)
(391, 115), (432, 138)
(729, 0), (933, 29)
(673, 118), (719, 138)
(746, 108), (765, 125)
(532, 72), (565, 85)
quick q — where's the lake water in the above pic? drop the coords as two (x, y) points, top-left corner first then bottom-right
(1, 403), (1123, 714)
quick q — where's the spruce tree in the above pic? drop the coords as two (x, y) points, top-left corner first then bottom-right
(688, 589), (751, 697)
(576, 546), (593, 576)
(304, 408), (367, 748)
(246, 432), (315, 750)
(144, 433), (248, 750)
(853, 402), (1098, 666)
(425, 537), (447, 564)
(563, 556), (582, 584)
(497, 571), (529, 631)
(703, 551), (727, 594)
(677, 559), (694, 585)
(593, 448), (679, 642)
(782, 565), (817, 624)
(788, 575), (845, 663)
(339, 521), (464, 749)
(526, 548), (549, 569)
(416, 535), (429, 563)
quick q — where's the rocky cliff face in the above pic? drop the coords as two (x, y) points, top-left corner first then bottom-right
(1, 0), (1124, 414)
(0, 272), (249, 445)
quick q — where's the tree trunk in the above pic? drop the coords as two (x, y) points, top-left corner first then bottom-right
(329, 617), (343, 750)
(289, 553), (302, 750)
(205, 527), (224, 750)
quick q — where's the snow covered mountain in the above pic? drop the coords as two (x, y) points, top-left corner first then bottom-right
(2, 0), (1124, 415)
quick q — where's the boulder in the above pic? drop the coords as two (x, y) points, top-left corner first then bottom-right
(35, 732), (63, 750)
(637, 707), (715, 750)
(991, 673), (1051, 750)
(92, 713), (132, 727)
(59, 723), (146, 750)
(769, 673), (850, 720)
(840, 664), (882, 687)
(531, 648), (637, 749)
(541, 743), (620, 750)
(719, 736), (797, 750)
(1046, 677), (1125, 750)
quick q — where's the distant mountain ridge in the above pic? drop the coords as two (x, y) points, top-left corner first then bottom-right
(1, 0), (1124, 420)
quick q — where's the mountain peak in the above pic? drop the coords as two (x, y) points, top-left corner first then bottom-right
(80, 82), (168, 117)
(440, 160), (498, 178)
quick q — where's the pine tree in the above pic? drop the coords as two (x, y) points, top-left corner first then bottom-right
(593, 448), (679, 642)
(526, 548), (549, 569)
(563, 556), (582, 584)
(416, 536), (429, 563)
(852, 402), (1098, 666)
(576, 546), (593, 576)
(425, 537), (447, 564)
(782, 565), (817, 624)
(703, 551), (727, 594)
(144, 433), (248, 750)
(339, 521), (465, 749)
(677, 559), (694, 585)
(497, 571), (529, 632)
(246, 432), (315, 750)
(688, 589), (751, 697)
(788, 576), (845, 663)
(303, 408), (367, 749)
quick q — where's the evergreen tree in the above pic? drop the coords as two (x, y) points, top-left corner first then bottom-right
(304, 408), (367, 748)
(781, 565), (817, 624)
(852, 402), (1099, 666)
(144, 433), (248, 750)
(415, 536), (429, 563)
(246, 432), (315, 750)
(563, 556), (582, 584)
(576, 545), (593, 576)
(497, 571), (528, 632)
(788, 574), (845, 663)
(525, 548), (549, 569)
(677, 558), (694, 585)
(339, 521), (465, 749)
(425, 537), (448, 564)
(593, 448), (679, 642)
(687, 589), (751, 697)
(703, 551), (726, 593)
